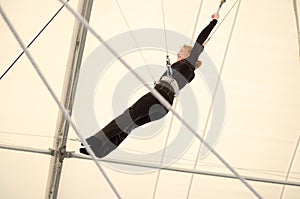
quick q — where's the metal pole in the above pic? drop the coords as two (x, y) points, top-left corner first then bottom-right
(70, 153), (300, 188)
(1, 143), (300, 188)
(45, 0), (94, 198)
(0, 144), (53, 156)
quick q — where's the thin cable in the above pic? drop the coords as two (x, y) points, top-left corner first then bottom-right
(116, 147), (300, 179)
(190, 0), (204, 45)
(279, 134), (300, 199)
(71, 153), (300, 187)
(152, 0), (204, 196)
(152, 3), (177, 194)
(187, 1), (242, 198)
(160, 0), (173, 77)
(161, 0), (169, 55)
(152, 98), (179, 199)
(0, 131), (79, 142)
(204, 0), (239, 45)
(0, 0), (70, 80)
(114, 0), (155, 82)
(57, 1), (262, 198)
(0, 6), (121, 199)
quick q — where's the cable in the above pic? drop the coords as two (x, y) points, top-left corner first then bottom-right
(57, 0), (262, 198)
(115, 0), (156, 82)
(152, 98), (179, 199)
(71, 153), (300, 187)
(160, 0), (173, 76)
(0, 0), (70, 80)
(187, 0), (242, 198)
(119, 147), (300, 178)
(0, 6), (121, 199)
(0, 131), (79, 142)
(119, 147), (300, 181)
(153, 0), (203, 196)
(160, 0), (169, 55)
(151, 1), (177, 197)
(190, 0), (204, 45)
(204, 0), (239, 45)
(279, 134), (300, 199)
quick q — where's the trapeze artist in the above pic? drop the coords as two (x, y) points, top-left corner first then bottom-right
(80, 12), (220, 158)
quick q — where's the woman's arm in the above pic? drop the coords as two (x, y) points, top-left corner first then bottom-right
(196, 19), (218, 45)
(186, 13), (219, 66)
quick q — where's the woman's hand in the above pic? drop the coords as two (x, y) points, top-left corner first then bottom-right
(211, 13), (219, 20)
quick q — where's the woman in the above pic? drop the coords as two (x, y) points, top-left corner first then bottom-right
(80, 13), (219, 158)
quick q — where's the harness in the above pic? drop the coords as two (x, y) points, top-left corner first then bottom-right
(156, 0), (228, 97)
(155, 55), (179, 97)
(158, 75), (179, 97)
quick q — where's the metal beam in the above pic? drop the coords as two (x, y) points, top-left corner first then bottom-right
(0, 144), (53, 156)
(70, 153), (300, 188)
(1, 144), (300, 187)
(45, 1), (94, 198)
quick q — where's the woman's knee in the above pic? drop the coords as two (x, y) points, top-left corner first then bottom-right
(149, 104), (168, 121)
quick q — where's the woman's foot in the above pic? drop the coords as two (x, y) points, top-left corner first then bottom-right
(79, 136), (117, 158)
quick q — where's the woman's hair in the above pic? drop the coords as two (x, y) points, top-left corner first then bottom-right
(182, 44), (202, 69)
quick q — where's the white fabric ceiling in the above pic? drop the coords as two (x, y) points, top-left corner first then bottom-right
(0, 0), (300, 198)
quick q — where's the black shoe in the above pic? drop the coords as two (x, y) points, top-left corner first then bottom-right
(79, 144), (89, 155)
(79, 136), (117, 159)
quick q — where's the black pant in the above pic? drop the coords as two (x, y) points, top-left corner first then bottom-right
(84, 84), (175, 158)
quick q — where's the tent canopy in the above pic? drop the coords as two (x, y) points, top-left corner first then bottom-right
(0, 0), (300, 198)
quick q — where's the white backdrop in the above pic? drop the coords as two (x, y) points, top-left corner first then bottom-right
(1, 0), (300, 198)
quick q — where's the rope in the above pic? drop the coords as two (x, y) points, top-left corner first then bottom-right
(0, 131), (79, 142)
(190, 0), (204, 45)
(119, 148), (300, 180)
(161, 0), (169, 56)
(0, 6), (122, 199)
(279, 134), (300, 199)
(73, 154), (300, 187)
(160, 0), (173, 76)
(187, 0), (246, 198)
(56, 1), (263, 198)
(115, 0), (156, 82)
(152, 1), (179, 196)
(153, 0), (204, 195)
(204, 0), (239, 45)
(152, 98), (179, 199)
(0, 0), (70, 80)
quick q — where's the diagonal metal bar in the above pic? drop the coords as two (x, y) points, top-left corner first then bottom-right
(293, 0), (300, 60)
(57, 0), (263, 198)
(0, 5), (121, 199)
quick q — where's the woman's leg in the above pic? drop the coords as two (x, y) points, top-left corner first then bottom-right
(81, 90), (173, 158)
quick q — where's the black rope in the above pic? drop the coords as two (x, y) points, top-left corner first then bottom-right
(0, 0), (70, 80)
